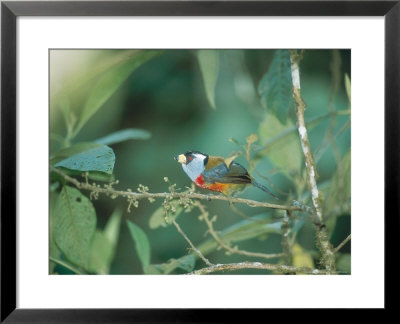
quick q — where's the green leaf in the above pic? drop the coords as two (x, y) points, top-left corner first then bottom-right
(50, 192), (61, 273)
(88, 209), (121, 274)
(149, 200), (183, 229)
(88, 231), (114, 274)
(104, 209), (122, 246)
(219, 216), (281, 242)
(258, 111), (302, 177)
(258, 50), (293, 123)
(51, 142), (102, 164)
(74, 50), (161, 136)
(127, 220), (151, 271)
(53, 186), (96, 269)
(196, 50), (219, 109)
(197, 214), (282, 257)
(55, 145), (115, 174)
(49, 241), (61, 274)
(95, 128), (151, 145)
(146, 255), (196, 274)
(174, 254), (196, 272)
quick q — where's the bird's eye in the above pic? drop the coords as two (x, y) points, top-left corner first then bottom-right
(187, 156), (193, 161)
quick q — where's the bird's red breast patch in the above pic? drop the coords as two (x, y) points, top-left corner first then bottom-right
(194, 174), (205, 187)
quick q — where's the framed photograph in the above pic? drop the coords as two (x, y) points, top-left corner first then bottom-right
(1, 0), (398, 321)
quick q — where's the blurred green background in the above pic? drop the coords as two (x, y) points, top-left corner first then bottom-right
(50, 49), (351, 275)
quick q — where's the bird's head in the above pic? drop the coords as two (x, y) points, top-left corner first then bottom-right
(174, 151), (208, 181)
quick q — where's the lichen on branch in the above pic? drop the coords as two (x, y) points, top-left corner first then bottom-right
(50, 165), (302, 212)
(289, 50), (336, 273)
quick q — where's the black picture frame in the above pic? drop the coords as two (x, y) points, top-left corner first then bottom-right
(1, 0), (398, 321)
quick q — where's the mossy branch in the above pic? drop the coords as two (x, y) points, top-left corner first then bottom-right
(188, 261), (327, 275)
(280, 210), (293, 266)
(289, 50), (336, 273)
(50, 166), (305, 213)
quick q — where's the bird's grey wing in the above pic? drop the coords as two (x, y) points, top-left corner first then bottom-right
(202, 162), (251, 184)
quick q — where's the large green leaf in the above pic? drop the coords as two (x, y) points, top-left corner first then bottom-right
(88, 209), (121, 274)
(55, 145), (115, 174)
(95, 128), (151, 145)
(53, 186), (96, 269)
(127, 220), (151, 271)
(50, 142), (102, 164)
(49, 192), (61, 273)
(258, 111), (302, 177)
(74, 50), (161, 136)
(196, 50), (219, 109)
(258, 50), (293, 123)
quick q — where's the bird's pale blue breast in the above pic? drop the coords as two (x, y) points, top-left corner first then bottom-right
(182, 158), (205, 181)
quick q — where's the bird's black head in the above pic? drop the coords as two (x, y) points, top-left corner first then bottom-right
(175, 151), (209, 166)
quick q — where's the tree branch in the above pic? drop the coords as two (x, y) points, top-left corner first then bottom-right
(334, 234), (351, 253)
(289, 50), (336, 273)
(188, 261), (325, 275)
(170, 217), (214, 267)
(280, 210), (293, 265)
(50, 165), (303, 212)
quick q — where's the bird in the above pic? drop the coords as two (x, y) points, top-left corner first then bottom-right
(174, 151), (279, 200)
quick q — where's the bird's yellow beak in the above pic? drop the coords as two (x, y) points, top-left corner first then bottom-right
(174, 154), (186, 164)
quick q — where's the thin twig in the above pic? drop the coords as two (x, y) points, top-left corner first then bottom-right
(50, 165), (304, 212)
(289, 50), (336, 273)
(280, 210), (293, 266)
(197, 202), (284, 260)
(334, 234), (351, 253)
(187, 261), (325, 275)
(170, 218), (214, 267)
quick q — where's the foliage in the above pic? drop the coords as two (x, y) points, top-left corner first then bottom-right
(196, 50), (220, 109)
(258, 111), (302, 178)
(49, 49), (351, 275)
(49, 50), (157, 274)
(55, 145), (115, 174)
(126, 220), (151, 272)
(258, 49), (294, 123)
(53, 186), (96, 269)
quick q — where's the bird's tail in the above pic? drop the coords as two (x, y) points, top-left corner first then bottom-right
(252, 180), (280, 201)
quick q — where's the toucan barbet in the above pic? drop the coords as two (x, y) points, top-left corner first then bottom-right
(175, 151), (278, 200)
